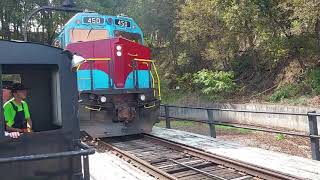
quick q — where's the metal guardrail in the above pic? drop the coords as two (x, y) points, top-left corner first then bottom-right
(0, 140), (95, 180)
(160, 104), (320, 161)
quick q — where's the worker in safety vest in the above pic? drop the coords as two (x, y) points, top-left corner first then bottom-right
(2, 81), (20, 138)
(4, 83), (32, 133)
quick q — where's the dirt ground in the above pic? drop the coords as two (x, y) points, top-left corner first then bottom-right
(156, 121), (312, 159)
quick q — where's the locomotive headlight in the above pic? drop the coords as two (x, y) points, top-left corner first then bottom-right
(116, 51), (122, 56)
(100, 96), (107, 103)
(139, 94), (146, 101)
(71, 54), (86, 70)
(116, 45), (122, 51)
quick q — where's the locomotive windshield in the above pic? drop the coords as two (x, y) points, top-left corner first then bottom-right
(114, 30), (142, 44)
(55, 13), (145, 48)
(70, 28), (109, 43)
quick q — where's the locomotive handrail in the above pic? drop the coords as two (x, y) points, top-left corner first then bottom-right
(133, 58), (161, 100)
(76, 57), (112, 71)
(151, 60), (161, 100)
(86, 58), (112, 61)
(133, 58), (154, 62)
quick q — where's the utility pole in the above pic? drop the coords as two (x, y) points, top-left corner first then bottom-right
(23, 0), (82, 41)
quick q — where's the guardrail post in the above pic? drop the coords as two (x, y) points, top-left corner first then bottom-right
(83, 155), (90, 180)
(207, 109), (216, 138)
(165, 105), (171, 129)
(308, 111), (320, 161)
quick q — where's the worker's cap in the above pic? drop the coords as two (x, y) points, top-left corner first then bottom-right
(2, 81), (13, 90)
(11, 83), (29, 93)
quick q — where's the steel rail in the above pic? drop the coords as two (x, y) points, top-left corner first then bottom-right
(144, 134), (305, 180)
(99, 140), (178, 180)
(168, 159), (228, 180)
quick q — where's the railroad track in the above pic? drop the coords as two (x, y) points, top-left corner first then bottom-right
(97, 134), (302, 180)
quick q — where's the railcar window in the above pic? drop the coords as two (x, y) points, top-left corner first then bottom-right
(114, 30), (142, 44)
(0, 65), (62, 133)
(2, 74), (21, 83)
(70, 29), (109, 43)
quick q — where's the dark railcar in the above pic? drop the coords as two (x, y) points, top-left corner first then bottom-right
(0, 40), (94, 180)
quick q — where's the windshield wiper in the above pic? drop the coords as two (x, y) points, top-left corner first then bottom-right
(87, 27), (94, 39)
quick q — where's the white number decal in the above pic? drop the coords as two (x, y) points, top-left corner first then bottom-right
(119, 20), (127, 27)
(86, 17), (101, 24)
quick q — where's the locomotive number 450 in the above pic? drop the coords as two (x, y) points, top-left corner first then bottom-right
(83, 17), (104, 24)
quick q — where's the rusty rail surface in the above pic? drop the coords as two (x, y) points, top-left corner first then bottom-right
(100, 139), (177, 180)
(100, 134), (303, 180)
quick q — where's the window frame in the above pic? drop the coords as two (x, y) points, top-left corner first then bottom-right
(114, 30), (143, 44)
(0, 65), (4, 138)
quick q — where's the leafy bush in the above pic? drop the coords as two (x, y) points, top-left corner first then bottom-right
(268, 84), (300, 102)
(275, 134), (285, 141)
(176, 73), (194, 91)
(193, 70), (236, 99)
(306, 69), (320, 95)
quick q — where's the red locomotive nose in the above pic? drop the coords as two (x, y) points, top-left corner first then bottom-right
(66, 37), (151, 89)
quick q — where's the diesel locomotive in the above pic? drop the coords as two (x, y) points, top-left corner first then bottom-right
(54, 12), (161, 138)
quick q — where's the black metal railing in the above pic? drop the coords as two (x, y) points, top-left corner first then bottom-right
(0, 141), (95, 180)
(160, 104), (320, 161)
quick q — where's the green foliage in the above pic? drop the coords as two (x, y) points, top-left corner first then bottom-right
(231, 52), (255, 75)
(282, 96), (308, 106)
(175, 73), (194, 91)
(306, 69), (320, 95)
(193, 70), (236, 99)
(275, 134), (285, 141)
(268, 84), (301, 102)
(2, 0), (320, 102)
(160, 80), (186, 104)
(216, 125), (252, 134)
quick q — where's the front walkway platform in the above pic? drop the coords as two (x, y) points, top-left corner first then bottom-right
(151, 127), (320, 180)
(89, 151), (154, 180)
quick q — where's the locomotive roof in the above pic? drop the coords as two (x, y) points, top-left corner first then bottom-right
(0, 40), (71, 65)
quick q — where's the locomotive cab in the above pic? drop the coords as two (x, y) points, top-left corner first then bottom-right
(0, 40), (94, 180)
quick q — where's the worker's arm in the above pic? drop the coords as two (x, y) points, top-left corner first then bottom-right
(24, 102), (32, 132)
